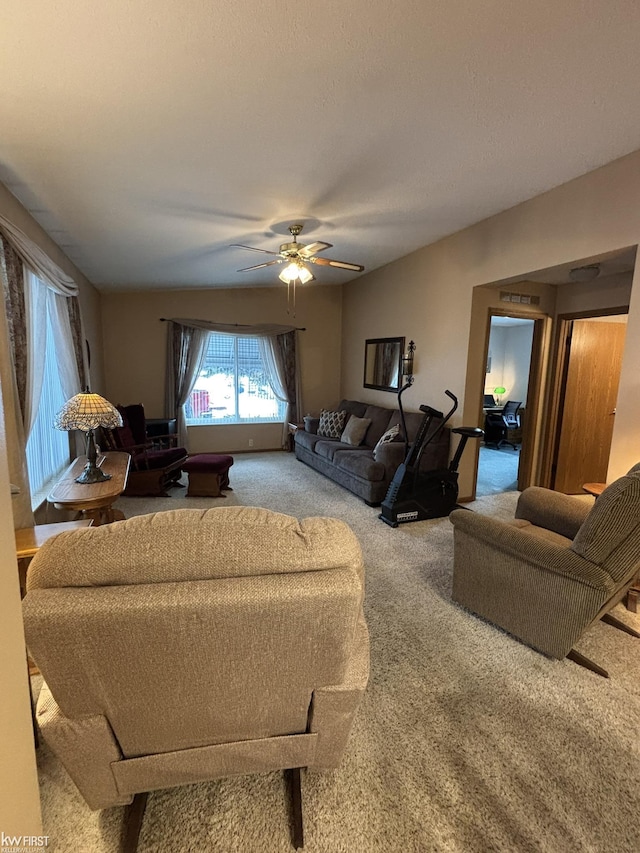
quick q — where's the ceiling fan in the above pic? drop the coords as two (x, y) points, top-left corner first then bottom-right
(230, 223), (365, 285)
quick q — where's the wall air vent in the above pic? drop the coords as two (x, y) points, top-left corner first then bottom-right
(499, 291), (540, 305)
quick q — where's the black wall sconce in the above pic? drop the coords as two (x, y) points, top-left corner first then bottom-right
(401, 340), (416, 385)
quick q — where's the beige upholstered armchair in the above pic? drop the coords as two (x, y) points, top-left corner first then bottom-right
(23, 507), (369, 851)
(450, 464), (640, 677)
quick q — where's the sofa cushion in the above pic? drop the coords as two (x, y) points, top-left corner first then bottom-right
(318, 410), (347, 439)
(315, 439), (350, 462)
(341, 416), (372, 447)
(336, 451), (386, 482)
(134, 447), (187, 470)
(294, 430), (325, 452)
(386, 410), (424, 444)
(362, 406), (394, 448)
(373, 423), (400, 452)
(510, 518), (573, 549)
(112, 423), (137, 450)
(182, 454), (234, 474)
(337, 400), (368, 419)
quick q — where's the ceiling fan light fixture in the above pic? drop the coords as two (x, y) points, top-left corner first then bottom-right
(297, 264), (313, 284)
(279, 262), (298, 284)
(279, 261), (313, 284)
(233, 223), (362, 314)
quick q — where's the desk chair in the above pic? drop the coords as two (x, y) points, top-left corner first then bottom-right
(484, 400), (522, 449)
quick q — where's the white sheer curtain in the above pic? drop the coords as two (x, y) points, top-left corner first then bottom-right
(48, 289), (82, 400)
(23, 270), (47, 440)
(23, 271), (82, 509)
(166, 319), (302, 450)
(23, 271), (82, 438)
(0, 219), (82, 523)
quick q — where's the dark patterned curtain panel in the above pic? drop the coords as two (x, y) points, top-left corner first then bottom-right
(277, 330), (301, 423)
(165, 320), (210, 447)
(0, 235), (27, 419)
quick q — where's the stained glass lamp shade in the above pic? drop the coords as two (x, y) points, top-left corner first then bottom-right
(54, 392), (123, 484)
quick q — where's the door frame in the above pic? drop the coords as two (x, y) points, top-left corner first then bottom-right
(476, 308), (550, 494)
(538, 305), (629, 489)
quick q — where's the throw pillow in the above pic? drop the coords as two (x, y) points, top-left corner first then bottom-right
(373, 423), (401, 453)
(318, 409), (347, 439)
(340, 415), (372, 447)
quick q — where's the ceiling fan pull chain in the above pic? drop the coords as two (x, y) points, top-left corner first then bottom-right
(286, 278), (296, 318)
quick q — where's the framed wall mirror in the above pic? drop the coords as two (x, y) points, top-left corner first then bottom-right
(363, 337), (405, 392)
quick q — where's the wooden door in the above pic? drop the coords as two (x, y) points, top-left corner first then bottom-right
(553, 320), (626, 493)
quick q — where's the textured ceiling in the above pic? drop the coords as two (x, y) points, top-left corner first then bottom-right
(1, 1), (640, 292)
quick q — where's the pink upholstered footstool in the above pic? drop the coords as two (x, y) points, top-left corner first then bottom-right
(182, 454), (234, 497)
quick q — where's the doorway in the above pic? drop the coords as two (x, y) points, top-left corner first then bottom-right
(546, 313), (628, 493)
(476, 315), (535, 496)
(461, 245), (636, 503)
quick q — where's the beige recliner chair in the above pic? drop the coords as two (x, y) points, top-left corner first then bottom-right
(23, 507), (369, 851)
(450, 464), (640, 677)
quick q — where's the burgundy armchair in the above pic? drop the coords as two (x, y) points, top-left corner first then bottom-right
(102, 403), (187, 496)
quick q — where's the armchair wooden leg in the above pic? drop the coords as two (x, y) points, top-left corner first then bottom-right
(286, 768), (304, 849)
(601, 612), (640, 638)
(121, 792), (148, 853)
(567, 649), (609, 678)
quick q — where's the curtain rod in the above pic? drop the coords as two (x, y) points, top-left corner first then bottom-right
(159, 318), (306, 331)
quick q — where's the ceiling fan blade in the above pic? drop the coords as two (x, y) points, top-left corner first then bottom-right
(230, 244), (281, 256)
(298, 241), (332, 257)
(310, 256), (365, 271)
(237, 259), (284, 272)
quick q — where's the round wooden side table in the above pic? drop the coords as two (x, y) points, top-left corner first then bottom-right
(582, 482), (606, 498)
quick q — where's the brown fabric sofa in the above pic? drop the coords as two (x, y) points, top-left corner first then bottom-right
(22, 506), (369, 849)
(294, 398), (450, 505)
(450, 463), (640, 676)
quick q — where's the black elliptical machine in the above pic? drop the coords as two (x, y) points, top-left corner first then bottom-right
(379, 386), (484, 527)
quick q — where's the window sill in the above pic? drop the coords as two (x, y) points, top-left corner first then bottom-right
(186, 420), (285, 427)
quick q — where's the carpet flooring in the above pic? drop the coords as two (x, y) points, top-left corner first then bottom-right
(34, 452), (640, 852)
(476, 445), (520, 496)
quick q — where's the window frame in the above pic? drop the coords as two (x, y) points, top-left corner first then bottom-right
(185, 333), (286, 426)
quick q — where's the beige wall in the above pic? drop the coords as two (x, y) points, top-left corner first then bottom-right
(342, 149), (640, 496)
(0, 387), (42, 836)
(101, 284), (342, 452)
(555, 270), (633, 315)
(485, 322), (535, 404)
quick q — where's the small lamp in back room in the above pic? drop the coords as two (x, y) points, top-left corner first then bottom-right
(54, 391), (123, 484)
(493, 386), (506, 406)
